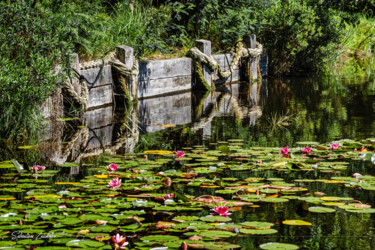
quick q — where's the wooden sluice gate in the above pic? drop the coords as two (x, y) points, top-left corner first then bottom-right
(41, 34), (268, 164)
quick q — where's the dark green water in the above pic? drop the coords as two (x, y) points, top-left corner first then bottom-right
(137, 76), (375, 151)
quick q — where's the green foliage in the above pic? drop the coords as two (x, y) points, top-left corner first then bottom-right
(164, 0), (261, 50)
(0, 1), (70, 141)
(322, 15), (375, 78)
(257, 0), (341, 75)
(328, 0), (375, 16)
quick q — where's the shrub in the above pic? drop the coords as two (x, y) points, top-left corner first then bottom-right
(0, 1), (70, 141)
(258, 0), (342, 75)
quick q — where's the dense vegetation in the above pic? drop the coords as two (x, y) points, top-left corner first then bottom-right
(1, 0), (374, 141)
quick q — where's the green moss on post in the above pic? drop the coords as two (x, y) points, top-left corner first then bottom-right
(195, 61), (214, 92)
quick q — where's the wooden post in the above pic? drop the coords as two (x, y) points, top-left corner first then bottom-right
(243, 34), (257, 81)
(116, 46), (137, 101)
(71, 53), (81, 96)
(195, 40), (212, 88)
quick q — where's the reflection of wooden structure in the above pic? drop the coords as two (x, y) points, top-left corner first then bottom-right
(138, 92), (192, 133)
(41, 80), (266, 164)
(139, 81), (267, 136)
(41, 104), (139, 165)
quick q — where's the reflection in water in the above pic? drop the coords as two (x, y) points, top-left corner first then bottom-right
(38, 80), (266, 164)
(35, 76), (375, 165)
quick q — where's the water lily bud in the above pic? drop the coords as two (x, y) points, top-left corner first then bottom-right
(180, 241), (188, 250)
(163, 177), (172, 187)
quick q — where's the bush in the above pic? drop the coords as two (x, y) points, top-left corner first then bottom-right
(322, 15), (375, 78)
(0, 1), (70, 141)
(258, 0), (342, 75)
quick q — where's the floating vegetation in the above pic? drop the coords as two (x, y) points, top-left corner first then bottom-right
(0, 139), (374, 248)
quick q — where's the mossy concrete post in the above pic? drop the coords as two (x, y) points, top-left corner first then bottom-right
(72, 53), (81, 96)
(116, 45), (137, 101)
(195, 40), (212, 90)
(243, 34), (258, 81)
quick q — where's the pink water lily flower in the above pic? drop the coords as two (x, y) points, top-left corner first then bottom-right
(107, 178), (121, 189)
(164, 193), (174, 200)
(32, 165), (45, 174)
(353, 173), (363, 180)
(212, 205), (231, 217)
(302, 147), (312, 154)
(279, 146), (291, 157)
(108, 163), (118, 172)
(330, 143), (339, 150)
(175, 151), (186, 158)
(111, 233), (128, 249)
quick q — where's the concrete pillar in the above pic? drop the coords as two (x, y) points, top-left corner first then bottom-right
(195, 40), (212, 86)
(116, 46), (137, 100)
(243, 34), (258, 81)
(71, 53), (81, 96)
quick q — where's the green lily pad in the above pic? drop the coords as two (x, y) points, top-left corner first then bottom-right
(200, 216), (232, 222)
(345, 208), (375, 213)
(261, 198), (289, 203)
(141, 235), (179, 242)
(308, 206), (336, 213)
(260, 242), (299, 249)
(241, 221), (274, 229)
(17, 239), (45, 245)
(240, 228), (278, 235)
(66, 239), (105, 248)
(0, 241), (17, 247)
(198, 230), (236, 238)
(173, 216), (200, 222)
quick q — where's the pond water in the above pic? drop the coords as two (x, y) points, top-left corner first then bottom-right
(0, 76), (375, 249)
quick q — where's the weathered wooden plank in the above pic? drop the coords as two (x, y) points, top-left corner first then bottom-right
(259, 50), (268, 77)
(85, 125), (113, 150)
(80, 65), (113, 88)
(138, 75), (192, 98)
(196, 40), (212, 85)
(139, 58), (192, 81)
(87, 84), (113, 109)
(84, 106), (113, 128)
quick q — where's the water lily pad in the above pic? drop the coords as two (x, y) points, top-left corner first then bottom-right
(200, 216), (232, 222)
(240, 228), (278, 235)
(320, 196), (353, 201)
(0, 161), (15, 169)
(66, 239), (105, 248)
(141, 235), (179, 242)
(241, 221), (274, 229)
(322, 202), (345, 207)
(17, 239), (45, 245)
(59, 162), (79, 168)
(296, 141), (319, 145)
(345, 208), (375, 213)
(259, 242), (299, 249)
(215, 223), (243, 230)
(308, 206), (336, 213)
(173, 216), (200, 222)
(282, 220), (312, 226)
(198, 230), (236, 238)
(261, 198), (289, 203)
(90, 225), (116, 232)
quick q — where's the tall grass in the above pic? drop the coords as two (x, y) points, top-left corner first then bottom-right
(92, 2), (155, 58)
(323, 15), (375, 78)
